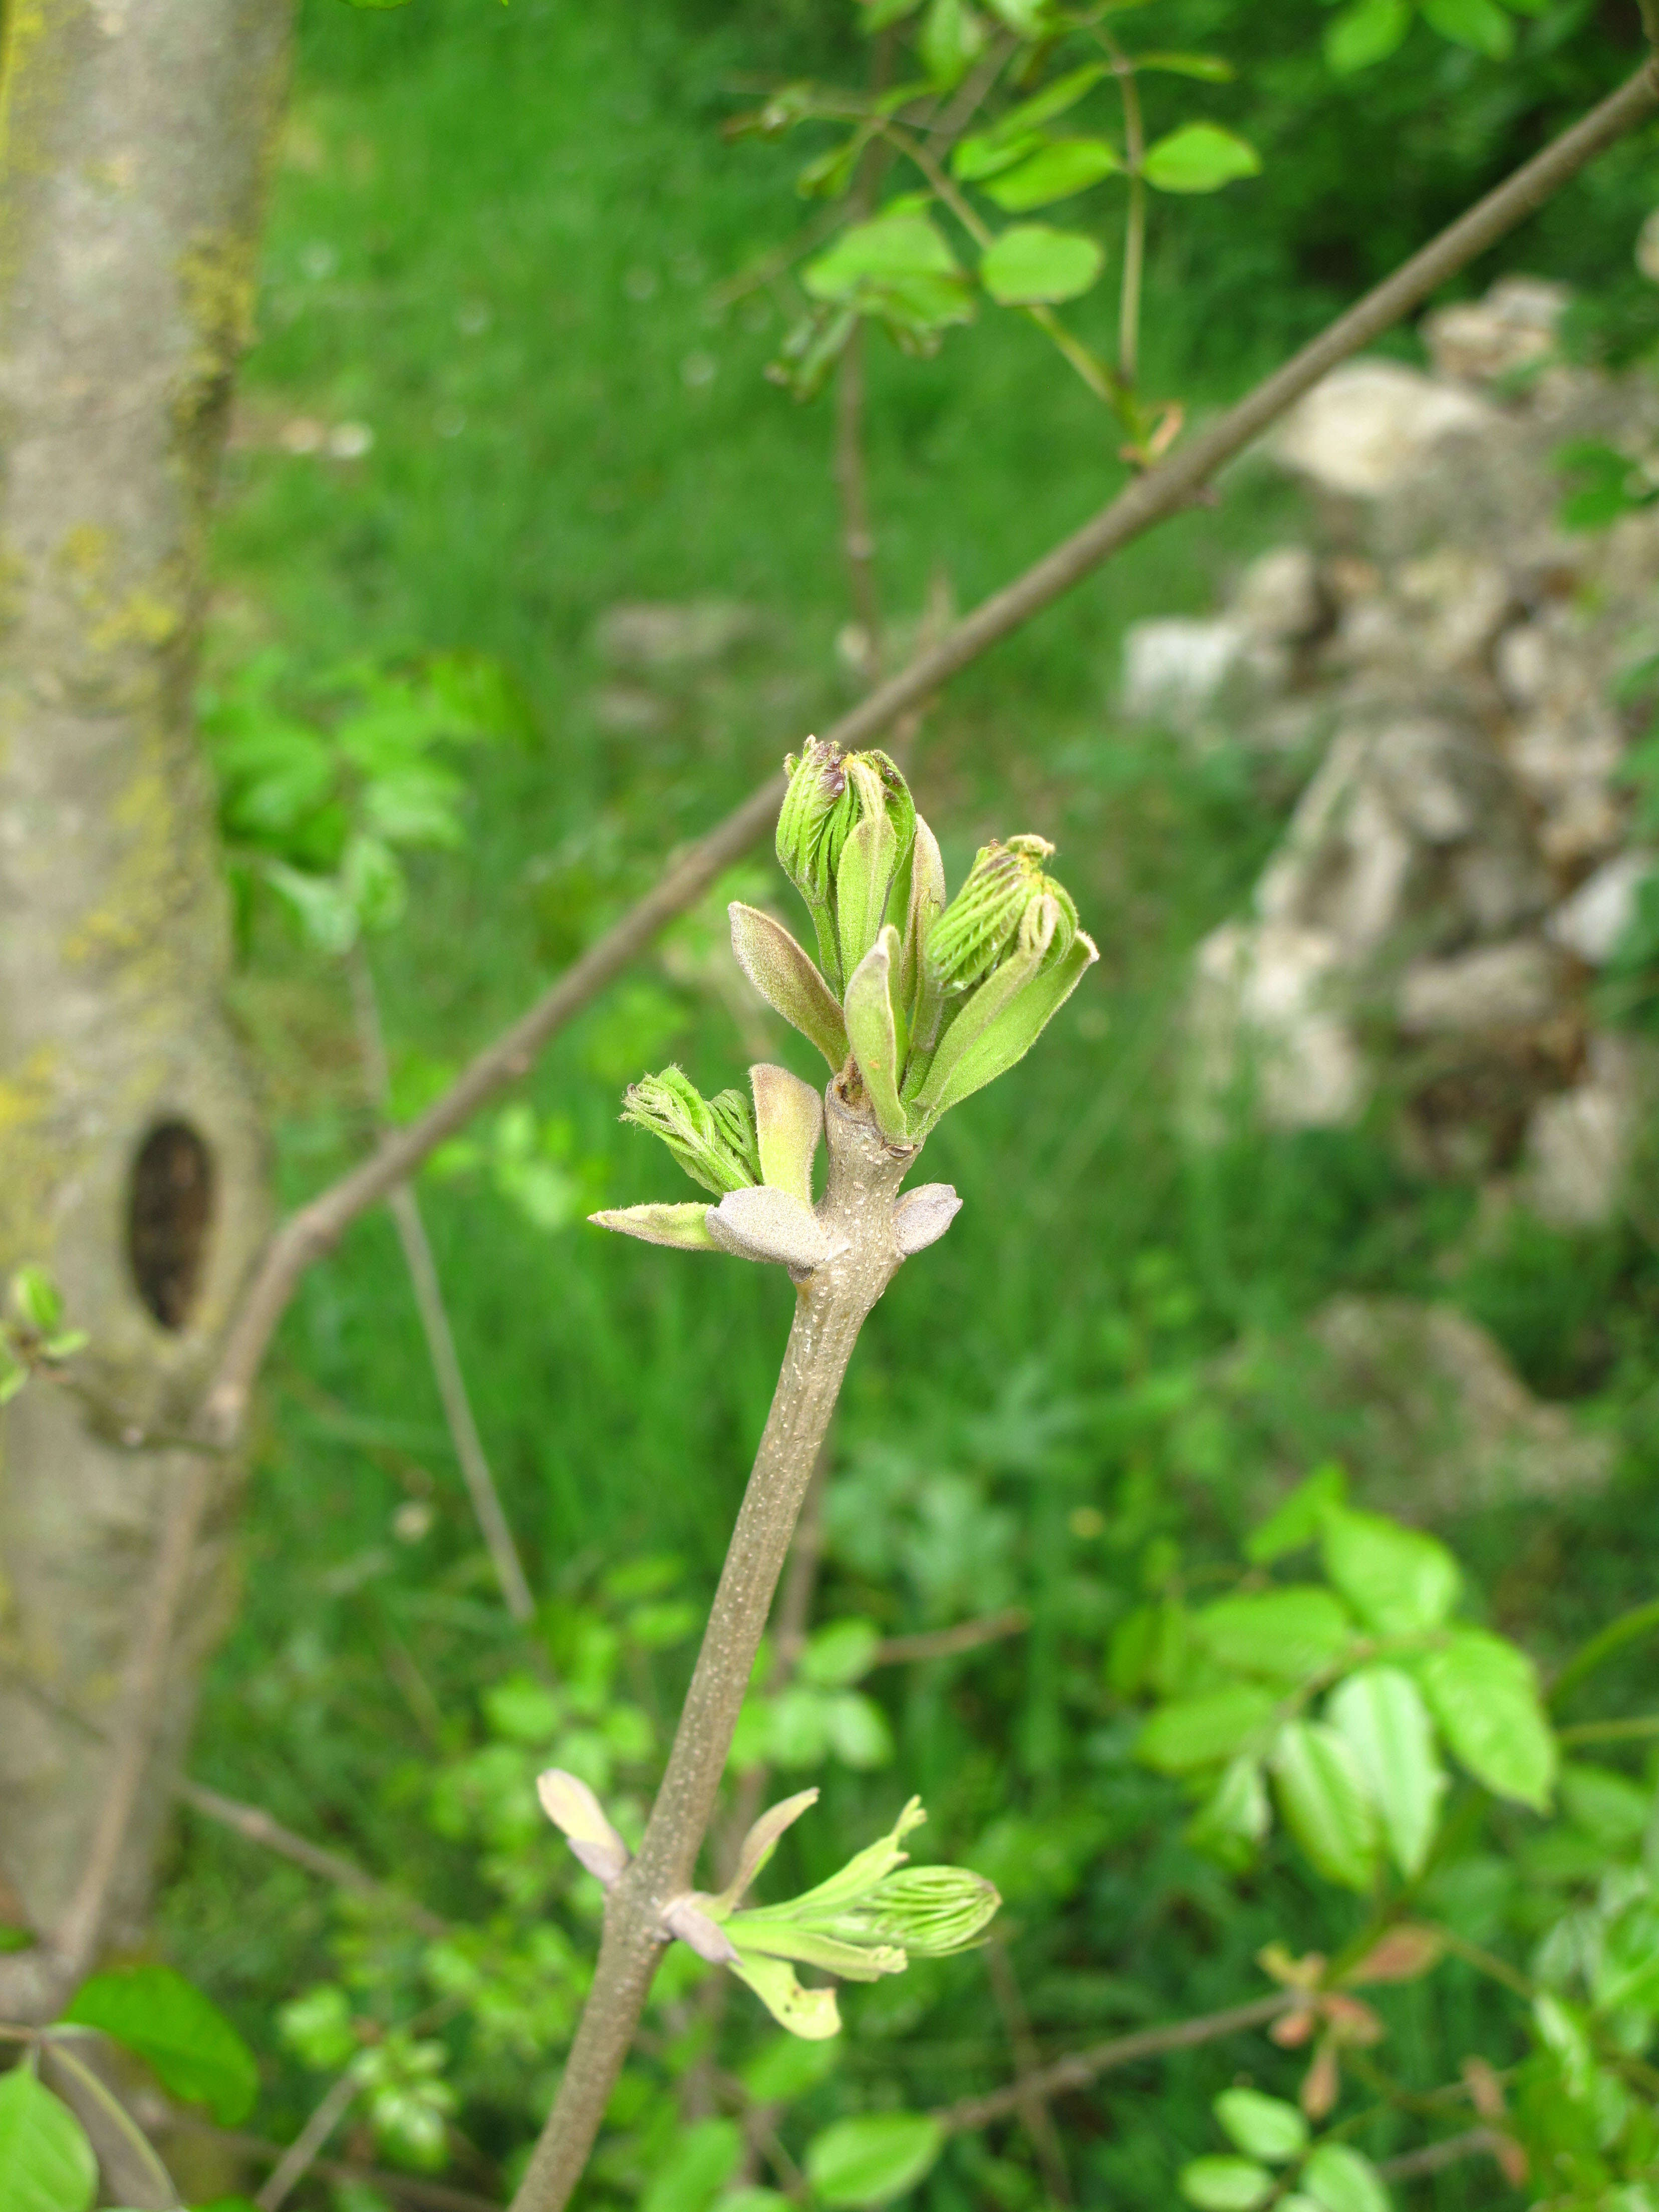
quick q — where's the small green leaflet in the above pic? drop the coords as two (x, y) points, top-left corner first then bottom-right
(1319, 1505), (1460, 1636)
(1323, 0), (1412, 72)
(1137, 1684), (1276, 1774)
(1186, 1755), (1269, 1868)
(0, 2069), (97, 2212)
(1328, 1665), (1446, 1878)
(1420, 0), (1515, 58)
(1141, 123), (1259, 194)
(806, 2112), (945, 2206)
(640, 2118), (743, 2212)
(1416, 1629), (1556, 1811)
(1302, 2144), (1391, 2212)
(62, 1963), (260, 2125)
(1270, 1720), (1379, 1891)
(1195, 1585), (1351, 1683)
(980, 225), (1104, 306)
(982, 139), (1122, 212)
(1180, 2156), (1275, 2211)
(1247, 1464), (1346, 1565)
(1215, 2088), (1308, 2163)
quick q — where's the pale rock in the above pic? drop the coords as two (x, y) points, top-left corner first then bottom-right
(1523, 1035), (1644, 1228)
(1396, 939), (1561, 1036)
(594, 599), (759, 671)
(1547, 851), (1658, 965)
(1273, 361), (1496, 499)
(1393, 549), (1511, 668)
(1119, 616), (1287, 731)
(1495, 620), (1551, 710)
(1421, 276), (1567, 385)
(1232, 546), (1327, 642)
(1189, 919), (1366, 1133)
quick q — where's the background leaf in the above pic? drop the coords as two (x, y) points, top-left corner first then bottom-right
(806, 2113), (945, 2206)
(1270, 1720), (1379, 1890)
(63, 1963), (261, 2125)
(0, 2070), (97, 2212)
(1319, 1507), (1460, 1636)
(1215, 2088), (1308, 2162)
(1141, 123), (1260, 194)
(982, 139), (1122, 212)
(1328, 1665), (1446, 1877)
(980, 224), (1104, 306)
(1417, 1630), (1556, 1811)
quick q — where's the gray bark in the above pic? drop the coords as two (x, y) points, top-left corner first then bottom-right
(0, 0), (291, 2009)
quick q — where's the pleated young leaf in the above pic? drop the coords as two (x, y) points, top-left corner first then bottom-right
(729, 903), (850, 1071)
(1270, 1720), (1380, 1891)
(843, 928), (909, 1142)
(1327, 1664), (1446, 1878)
(897, 815), (946, 1045)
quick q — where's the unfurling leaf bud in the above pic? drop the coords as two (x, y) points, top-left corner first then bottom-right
(926, 834), (1077, 997)
(620, 1067), (761, 1196)
(776, 738), (915, 994)
(852, 1865), (1001, 1957)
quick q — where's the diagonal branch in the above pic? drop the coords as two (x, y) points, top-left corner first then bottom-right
(196, 56), (1659, 1456)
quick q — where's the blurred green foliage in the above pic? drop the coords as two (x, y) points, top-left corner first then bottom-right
(127, 0), (1659, 2205)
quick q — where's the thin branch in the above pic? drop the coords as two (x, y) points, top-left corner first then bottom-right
(934, 1992), (1299, 2133)
(873, 1608), (1028, 1667)
(197, 57), (1659, 1460)
(176, 1777), (449, 1939)
(507, 1093), (917, 2212)
(1377, 2129), (1501, 2182)
(349, 945), (537, 1625)
(1558, 1713), (1659, 1743)
(172, 2118), (501, 2212)
(986, 1938), (1071, 2202)
(45, 2039), (184, 2208)
(1549, 1595), (1659, 1709)
(256, 2067), (361, 2212)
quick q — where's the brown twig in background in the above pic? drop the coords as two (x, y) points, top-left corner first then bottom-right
(171, 2117), (501, 2212)
(255, 2068), (362, 2212)
(986, 1938), (1072, 2202)
(349, 946), (536, 1624)
(934, 1991), (1299, 2133)
(176, 1777), (448, 1939)
(1377, 2128), (1502, 2181)
(873, 1607), (1029, 1666)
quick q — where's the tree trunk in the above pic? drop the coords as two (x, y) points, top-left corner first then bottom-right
(0, 0), (292, 2014)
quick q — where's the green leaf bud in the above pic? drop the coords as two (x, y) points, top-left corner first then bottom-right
(775, 739), (915, 993)
(926, 834), (1077, 998)
(620, 1067), (761, 1196)
(852, 1865), (1002, 1957)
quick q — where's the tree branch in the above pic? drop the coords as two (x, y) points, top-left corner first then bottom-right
(256, 2067), (361, 2212)
(507, 1091), (918, 2212)
(873, 1608), (1029, 1667)
(196, 56), (1659, 1457)
(934, 1992), (1299, 2133)
(349, 946), (537, 1624)
(176, 1777), (448, 1939)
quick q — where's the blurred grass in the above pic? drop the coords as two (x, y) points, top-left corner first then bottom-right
(165, 0), (1659, 2196)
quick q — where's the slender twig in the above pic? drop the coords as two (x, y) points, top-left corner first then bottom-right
(256, 2067), (362, 2211)
(1110, 49), (1146, 389)
(349, 946), (536, 1624)
(1558, 1713), (1659, 1743)
(873, 1607), (1029, 1666)
(1549, 1596), (1659, 1709)
(196, 59), (1659, 1468)
(45, 2039), (184, 2207)
(508, 1090), (920, 2212)
(176, 1777), (448, 1939)
(986, 1938), (1071, 2202)
(170, 2117), (500, 2212)
(1377, 2129), (1501, 2181)
(934, 1991), (1299, 2132)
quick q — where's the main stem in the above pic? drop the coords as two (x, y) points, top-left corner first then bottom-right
(509, 1093), (914, 2212)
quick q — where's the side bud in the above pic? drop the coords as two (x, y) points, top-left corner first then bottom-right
(621, 1067), (761, 1196)
(926, 835), (1077, 998)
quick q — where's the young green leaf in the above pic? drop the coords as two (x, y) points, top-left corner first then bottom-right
(844, 929), (910, 1142)
(1302, 2144), (1391, 2212)
(952, 128), (1045, 183)
(1270, 1720), (1379, 1891)
(1319, 1505), (1460, 1637)
(1323, 0), (1413, 73)
(750, 1062), (824, 1207)
(0, 2069), (98, 2212)
(800, 1617), (882, 1689)
(1131, 51), (1235, 81)
(1247, 1463), (1346, 1564)
(1420, 0), (1515, 57)
(1195, 1586), (1351, 1683)
(1416, 1629), (1556, 1811)
(641, 2118), (744, 2212)
(919, 0), (986, 87)
(62, 1963), (260, 2125)
(1186, 1755), (1270, 1867)
(980, 224), (1105, 306)
(982, 139), (1122, 212)
(1180, 2157), (1275, 2211)
(1327, 1665), (1446, 1878)
(1215, 2087), (1309, 2163)
(728, 903), (850, 1070)
(590, 1202), (719, 1252)
(1141, 122), (1260, 194)
(1137, 1685), (1277, 1773)
(805, 2113), (945, 2206)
